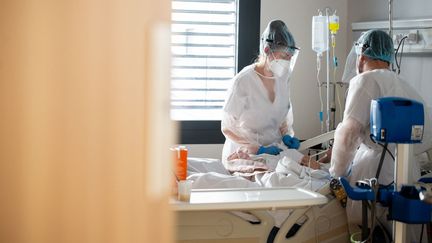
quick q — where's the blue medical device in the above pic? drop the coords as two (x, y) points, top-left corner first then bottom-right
(370, 97), (424, 143)
(339, 97), (431, 242)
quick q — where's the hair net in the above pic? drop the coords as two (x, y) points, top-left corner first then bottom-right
(260, 20), (296, 55)
(355, 29), (394, 64)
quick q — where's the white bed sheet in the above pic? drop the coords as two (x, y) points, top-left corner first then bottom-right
(186, 154), (331, 226)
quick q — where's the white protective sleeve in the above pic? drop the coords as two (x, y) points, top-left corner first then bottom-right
(221, 74), (261, 153)
(329, 117), (364, 177)
(221, 113), (260, 154)
(279, 101), (295, 137)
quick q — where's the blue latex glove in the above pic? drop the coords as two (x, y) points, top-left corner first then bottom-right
(256, 145), (282, 155)
(282, 135), (300, 149)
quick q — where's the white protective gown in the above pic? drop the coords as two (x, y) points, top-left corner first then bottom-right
(330, 69), (432, 232)
(221, 64), (295, 164)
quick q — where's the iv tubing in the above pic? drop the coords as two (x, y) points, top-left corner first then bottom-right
(316, 54), (324, 133)
(332, 43), (343, 122)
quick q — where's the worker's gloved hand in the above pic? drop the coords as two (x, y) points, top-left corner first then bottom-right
(282, 135), (300, 149)
(256, 145), (283, 155)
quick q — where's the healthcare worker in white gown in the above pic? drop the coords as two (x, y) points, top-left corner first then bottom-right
(221, 20), (301, 165)
(330, 29), (432, 240)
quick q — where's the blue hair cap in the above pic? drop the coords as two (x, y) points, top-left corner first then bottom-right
(356, 29), (395, 64)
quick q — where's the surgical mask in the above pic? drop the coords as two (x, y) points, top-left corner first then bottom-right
(269, 59), (291, 78)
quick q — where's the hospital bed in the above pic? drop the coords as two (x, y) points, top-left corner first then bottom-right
(174, 131), (350, 243)
(174, 185), (348, 243)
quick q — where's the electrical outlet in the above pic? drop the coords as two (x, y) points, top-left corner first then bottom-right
(407, 30), (418, 44)
(393, 34), (404, 45)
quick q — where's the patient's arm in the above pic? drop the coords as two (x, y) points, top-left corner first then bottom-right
(299, 155), (321, 170)
(317, 149), (332, 164)
(227, 149), (251, 161)
(299, 149), (332, 169)
(228, 148), (327, 170)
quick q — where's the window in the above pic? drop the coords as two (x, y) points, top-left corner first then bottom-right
(171, 0), (237, 121)
(171, 0), (260, 143)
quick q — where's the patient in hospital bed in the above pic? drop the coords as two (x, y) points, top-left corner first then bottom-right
(188, 145), (332, 191)
(223, 146), (330, 179)
(186, 146), (333, 228)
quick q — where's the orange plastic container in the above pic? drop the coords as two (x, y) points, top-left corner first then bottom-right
(172, 146), (188, 181)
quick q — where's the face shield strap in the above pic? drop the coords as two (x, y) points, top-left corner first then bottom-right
(266, 39), (300, 55)
(354, 42), (370, 56)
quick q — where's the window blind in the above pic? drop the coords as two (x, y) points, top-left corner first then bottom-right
(171, 0), (238, 120)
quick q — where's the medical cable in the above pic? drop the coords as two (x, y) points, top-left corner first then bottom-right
(369, 134), (395, 160)
(397, 36), (406, 75)
(368, 178), (379, 243)
(375, 142), (389, 180)
(353, 178), (379, 242)
(420, 223), (424, 243)
(394, 35), (408, 74)
(376, 214), (393, 242)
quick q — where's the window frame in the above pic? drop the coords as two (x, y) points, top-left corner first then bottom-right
(177, 0), (261, 144)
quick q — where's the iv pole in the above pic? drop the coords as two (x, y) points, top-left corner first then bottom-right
(325, 7), (336, 132)
(388, 1), (406, 241)
(326, 8), (331, 132)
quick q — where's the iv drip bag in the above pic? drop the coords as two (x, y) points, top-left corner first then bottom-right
(312, 14), (328, 54)
(329, 14), (340, 35)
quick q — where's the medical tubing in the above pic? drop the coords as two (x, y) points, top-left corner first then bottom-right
(335, 72), (343, 122)
(316, 54), (324, 133)
(332, 44), (343, 122)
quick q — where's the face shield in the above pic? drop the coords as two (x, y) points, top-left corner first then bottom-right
(260, 20), (298, 78)
(341, 45), (357, 83)
(285, 46), (300, 74)
(269, 46), (300, 78)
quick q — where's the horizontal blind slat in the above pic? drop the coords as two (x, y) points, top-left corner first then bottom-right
(173, 0), (234, 3)
(171, 0), (237, 120)
(172, 9), (235, 14)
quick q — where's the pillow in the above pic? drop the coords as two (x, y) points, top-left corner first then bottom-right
(187, 157), (229, 175)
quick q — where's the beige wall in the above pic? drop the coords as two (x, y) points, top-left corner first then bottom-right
(261, 0), (349, 140)
(191, 0), (350, 156)
(0, 0), (173, 242)
(347, 0), (432, 109)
